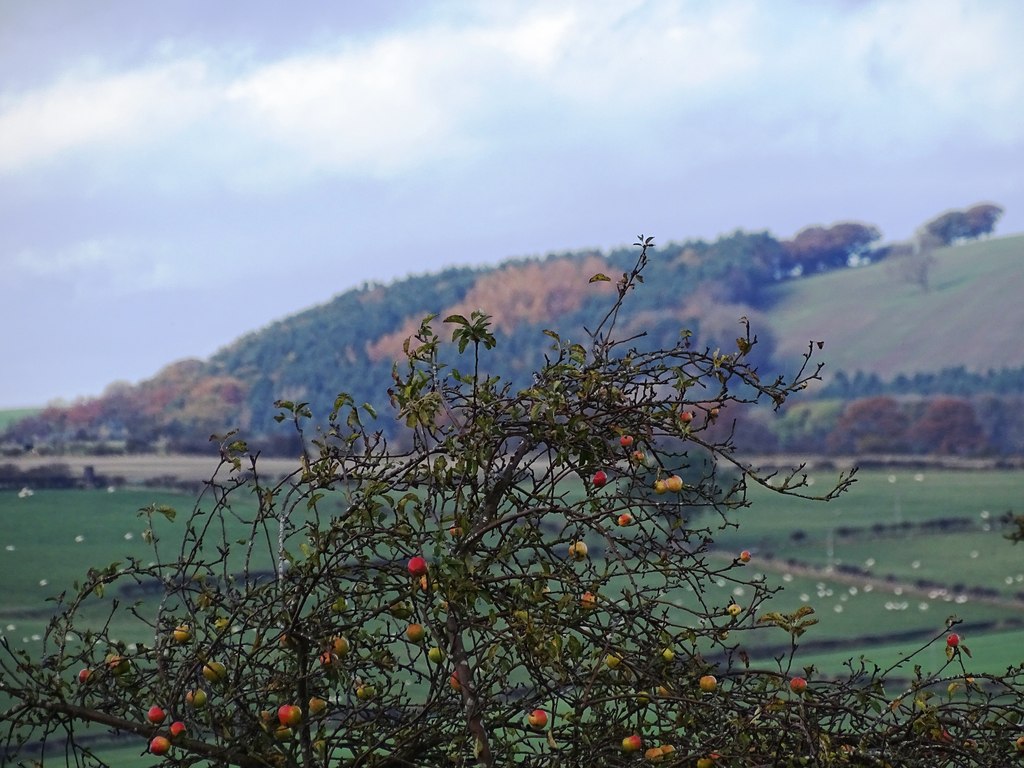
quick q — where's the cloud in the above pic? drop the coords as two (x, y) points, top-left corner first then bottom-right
(0, 58), (213, 173)
(9, 238), (185, 298)
(0, 0), (1019, 185)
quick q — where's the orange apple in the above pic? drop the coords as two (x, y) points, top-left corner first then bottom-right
(405, 623), (426, 643)
(527, 708), (548, 729)
(699, 674), (718, 693)
(149, 736), (171, 755)
(172, 624), (192, 643)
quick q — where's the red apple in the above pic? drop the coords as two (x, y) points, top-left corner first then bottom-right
(946, 633), (960, 648)
(278, 703), (302, 727)
(739, 550), (751, 563)
(592, 470), (608, 488)
(622, 734), (643, 753)
(680, 411), (694, 424)
(77, 668), (92, 684)
(617, 512), (634, 526)
(580, 591), (597, 610)
(149, 736), (171, 755)
(407, 556), (428, 577)
(147, 705), (166, 725)
(527, 708), (548, 729)
(789, 676), (807, 694)
(619, 435), (634, 448)
(169, 721), (186, 739)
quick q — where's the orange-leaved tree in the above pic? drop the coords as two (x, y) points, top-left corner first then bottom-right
(2, 237), (1022, 767)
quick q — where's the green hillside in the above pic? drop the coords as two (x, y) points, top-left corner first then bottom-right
(768, 234), (1024, 379)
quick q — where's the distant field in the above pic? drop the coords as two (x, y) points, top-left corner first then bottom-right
(0, 407), (39, 430)
(3, 466), (1023, 765)
(768, 233), (1024, 377)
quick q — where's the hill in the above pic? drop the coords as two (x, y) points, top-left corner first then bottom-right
(4, 227), (1023, 457)
(769, 234), (1024, 378)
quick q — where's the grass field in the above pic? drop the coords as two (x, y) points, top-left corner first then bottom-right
(0, 407), (39, 431)
(2, 466), (1023, 766)
(768, 233), (1024, 377)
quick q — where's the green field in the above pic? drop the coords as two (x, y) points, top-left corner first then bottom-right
(0, 407), (39, 431)
(3, 467), (1024, 765)
(768, 233), (1024, 376)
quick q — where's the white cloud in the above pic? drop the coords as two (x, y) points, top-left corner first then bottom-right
(0, 0), (1019, 183)
(0, 59), (213, 173)
(10, 238), (185, 298)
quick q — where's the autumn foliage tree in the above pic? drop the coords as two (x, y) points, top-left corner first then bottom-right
(4, 238), (1024, 767)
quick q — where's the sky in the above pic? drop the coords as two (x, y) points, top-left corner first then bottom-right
(1, 0), (1022, 408)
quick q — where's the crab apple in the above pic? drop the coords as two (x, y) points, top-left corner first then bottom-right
(644, 746), (665, 761)
(105, 653), (130, 676)
(631, 450), (646, 463)
(169, 721), (186, 739)
(680, 410), (694, 424)
(653, 479), (667, 495)
(1016, 735), (1024, 753)
(147, 705), (167, 725)
(405, 623), (426, 643)
(172, 624), (192, 643)
(580, 591), (597, 611)
(274, 726), (293, 741)
(185, 689), (207, 709)
(698, 674), (718, 693)
(449, 673), (462, 691)
(449, 525), (464, 537)
(592, 470), (608, 488)
(407, 555), (428, 577)
(739, 550), (751, 563)
(622, 734), (643, 753)
(664, 475), (684, 492)
(77, 668), (92, 684)
(617, 512), (634, 527)
(661, 647), (675, 663)
(202, 661), (227, 683)
(789, 676), (808, 694)
(331, 636), (351, 656)
(277, 704), (303, 727)
(568, 541), (589, 561)
(527, 708), (548, 729)
(605, 653), (622, 669)
(620, 435), (634, 448)
(709, 407), (720, 419)
(946, 633), (960, 648)
(696, 757), (717, 768)
(427, 646), (445, 663)
(320, 651), (339, 668)
(727, 603), (742, 618)
(308, 696), (328, 716)
(149, 736), (171, 756)
(356, 684), (376, 700)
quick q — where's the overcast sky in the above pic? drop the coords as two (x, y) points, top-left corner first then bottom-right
(1, 0), (1021, 408)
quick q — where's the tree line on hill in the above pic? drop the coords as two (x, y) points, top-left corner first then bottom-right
(0, 203), (1007, 458)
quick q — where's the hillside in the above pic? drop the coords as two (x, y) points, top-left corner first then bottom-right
(4, 227), (1024, 457)
(769, 234), (1024, 378)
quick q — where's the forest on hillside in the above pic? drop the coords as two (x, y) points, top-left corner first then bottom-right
(4, 203), (1020, 459)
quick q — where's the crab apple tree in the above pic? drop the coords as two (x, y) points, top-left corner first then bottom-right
(2, 236), (1023, 767)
